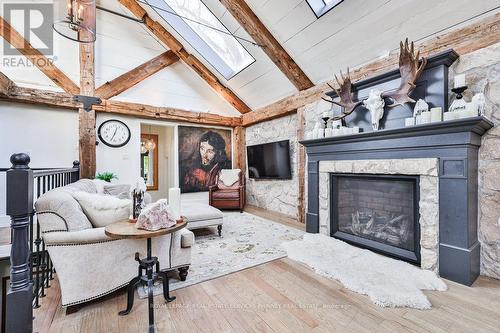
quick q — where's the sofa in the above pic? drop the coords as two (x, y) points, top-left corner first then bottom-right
(35, 179), (194, 307)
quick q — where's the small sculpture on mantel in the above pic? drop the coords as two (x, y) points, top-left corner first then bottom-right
(471, 93), (486, 116)
(413, 99), (429, 117)
(321, 39), (427, 131)
(362, 89), (385, 131)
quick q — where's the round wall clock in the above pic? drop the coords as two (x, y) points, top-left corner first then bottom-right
(97, 119), (131, 148)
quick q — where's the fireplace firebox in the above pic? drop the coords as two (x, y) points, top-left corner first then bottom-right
(330, 174), (420, 264)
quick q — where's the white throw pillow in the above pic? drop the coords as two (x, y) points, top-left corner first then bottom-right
(72, 192), (131, 228)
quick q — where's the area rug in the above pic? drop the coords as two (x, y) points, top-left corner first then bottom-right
(138, 211), (304, 298)
(283, 233), (447, 309)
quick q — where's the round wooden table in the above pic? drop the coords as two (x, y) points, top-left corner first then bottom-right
(105, 219), (187, 333)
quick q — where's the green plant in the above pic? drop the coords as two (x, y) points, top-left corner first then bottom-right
(95, 172), (118, 182)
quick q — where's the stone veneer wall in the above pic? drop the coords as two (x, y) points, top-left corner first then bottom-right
(246, 42), (500, 278)
(317, 159), (440, 271)
(245, 114), (298, 217)
(451, 42), (500, 279)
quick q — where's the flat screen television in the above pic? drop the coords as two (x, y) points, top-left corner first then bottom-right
(247, 140), (291, 180)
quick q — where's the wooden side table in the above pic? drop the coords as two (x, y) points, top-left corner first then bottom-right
(105, 219), (187, 333)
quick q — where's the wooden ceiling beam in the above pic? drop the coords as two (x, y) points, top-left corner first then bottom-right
(219, 0), (313, 91)
(0, 17), (80, 95)
(0, 72), (14, 96)
(118, 0), (251, 114)
(243, 12), (500, 127)
(95, 50), (179, 99)
(0, 85), (242, 127)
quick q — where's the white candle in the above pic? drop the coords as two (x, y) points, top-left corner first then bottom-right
(430, 107), (442, 122)
(332, 129), (340, 136)
(405, 117), (415, 127)
(325, 128), (333, 137)
(420, 111), (431, 124)
(352, 127), (359, 134)
(454, 74), (466, 88)
(168, 188), (181, 219)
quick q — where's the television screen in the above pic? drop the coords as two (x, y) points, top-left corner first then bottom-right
(246, 140), (291, 180)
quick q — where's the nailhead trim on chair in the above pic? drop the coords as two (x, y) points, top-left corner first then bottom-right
(45, 239), (117, 247)
(36, 211), (69, 231)
(42, 229), (68, 233)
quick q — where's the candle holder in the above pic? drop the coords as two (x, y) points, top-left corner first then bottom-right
(322, 116), (330, 130)
(449, 86), (468, 113)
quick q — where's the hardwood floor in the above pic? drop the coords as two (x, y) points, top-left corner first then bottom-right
(34, 258), (500, 333)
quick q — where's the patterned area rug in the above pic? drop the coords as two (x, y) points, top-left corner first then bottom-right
(138, 211), (304, 298)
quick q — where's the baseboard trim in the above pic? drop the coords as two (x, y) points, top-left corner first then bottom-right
(243, 205), (305, 231)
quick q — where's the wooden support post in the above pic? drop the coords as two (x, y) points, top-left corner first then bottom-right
(296, 107), (306, 224)
(233, 126), (246, 177)
(5, 153), (33, 333)
(78, 3), (96, 179)
(0, 72), (14, 95)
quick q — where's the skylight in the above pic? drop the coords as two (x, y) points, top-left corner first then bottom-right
(146, 0), (255, 80)
(306, 0), (344, 18)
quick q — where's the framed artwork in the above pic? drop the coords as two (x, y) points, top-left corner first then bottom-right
(178, 126), (232, 193)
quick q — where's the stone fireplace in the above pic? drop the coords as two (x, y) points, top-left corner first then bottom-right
(331, 174), (420, 264)
(318, 159), (439, 271)
(301, 117), (493, 286)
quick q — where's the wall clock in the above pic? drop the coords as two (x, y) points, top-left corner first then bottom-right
(97, 119), (131, 148)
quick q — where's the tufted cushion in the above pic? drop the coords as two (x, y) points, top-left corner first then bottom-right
(72, 192), (131, 228)
(211, 190), (240, 199)
(35, 189), (93, 232)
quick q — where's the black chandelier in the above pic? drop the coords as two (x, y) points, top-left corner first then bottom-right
(52, 0), (96, 43)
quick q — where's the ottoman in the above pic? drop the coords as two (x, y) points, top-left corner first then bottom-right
(180, 201), (224, 236)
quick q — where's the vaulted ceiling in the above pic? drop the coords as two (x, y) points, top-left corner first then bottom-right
(1, 0), (499, 116)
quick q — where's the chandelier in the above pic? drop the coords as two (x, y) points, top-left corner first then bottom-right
(53, 0), (96, 43)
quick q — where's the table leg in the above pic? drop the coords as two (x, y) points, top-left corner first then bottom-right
(158, 271), (176, 302)
(146, 238), (155, 333)
(118, 276), (141, 316)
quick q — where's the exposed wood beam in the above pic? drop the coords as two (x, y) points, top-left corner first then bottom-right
(296, 106), (306, 224)
(94, 100), (242, 127)
(0, 17), (80, 95)
(117, 0), (251, 114)
(0, 85), (242, 127)
(78, 4), (97, 178)
(95, 51), (179, 99)
(232, 126), (246, 177)
(219, 0), (313, 91)
(242, 13), (500, 127)
(0, 72), (14, 95)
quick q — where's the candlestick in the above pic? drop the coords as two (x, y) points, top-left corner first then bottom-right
(454, 74), (466, 89)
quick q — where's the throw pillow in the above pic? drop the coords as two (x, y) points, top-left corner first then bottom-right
(72, 191), (131, 228)
(103, 184), (131, 199)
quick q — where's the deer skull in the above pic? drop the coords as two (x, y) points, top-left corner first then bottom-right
(363, 89), (385, 131)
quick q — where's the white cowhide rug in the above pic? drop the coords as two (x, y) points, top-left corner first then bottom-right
(282, 233), (447, 309)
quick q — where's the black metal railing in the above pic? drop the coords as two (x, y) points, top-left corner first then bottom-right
(4, 153), (79, 333)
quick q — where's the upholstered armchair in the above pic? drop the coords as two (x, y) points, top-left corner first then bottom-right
(209, 169), (245, 212)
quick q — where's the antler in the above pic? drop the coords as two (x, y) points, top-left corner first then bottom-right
(382, 38), (427, 107)
(322, 68), (363, 120)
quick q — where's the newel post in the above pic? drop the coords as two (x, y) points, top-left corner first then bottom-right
(6, 153), (33, 333)
(72, 160), (81, 183)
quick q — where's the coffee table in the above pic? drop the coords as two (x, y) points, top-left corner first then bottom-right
(105, 219), (187, 333)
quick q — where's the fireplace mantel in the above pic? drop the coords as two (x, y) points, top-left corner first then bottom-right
(300, 116), (493, 285)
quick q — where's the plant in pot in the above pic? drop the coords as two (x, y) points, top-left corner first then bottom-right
(95, 172), (118, 182)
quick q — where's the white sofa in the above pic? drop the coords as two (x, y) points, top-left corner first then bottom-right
(35, 179), (194, 307)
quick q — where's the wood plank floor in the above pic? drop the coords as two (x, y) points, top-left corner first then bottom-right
(34, 258), (500, 333)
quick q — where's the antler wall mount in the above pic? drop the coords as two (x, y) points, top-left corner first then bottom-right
(322, 39), (427, 131)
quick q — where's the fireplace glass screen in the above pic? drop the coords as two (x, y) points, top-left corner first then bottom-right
(335, 176), (417, 252)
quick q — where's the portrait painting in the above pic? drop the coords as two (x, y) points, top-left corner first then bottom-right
(178, 126), (232, 193)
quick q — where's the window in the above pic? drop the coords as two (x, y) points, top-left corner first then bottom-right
(306, 0), (344, 18)
(146, 0), (255, 80)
